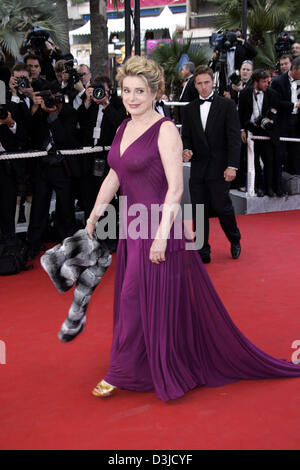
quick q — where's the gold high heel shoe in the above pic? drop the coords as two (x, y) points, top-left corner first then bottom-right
(92, 379), (119, 398)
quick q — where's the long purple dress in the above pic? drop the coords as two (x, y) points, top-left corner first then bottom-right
(104, 117), (300, 402)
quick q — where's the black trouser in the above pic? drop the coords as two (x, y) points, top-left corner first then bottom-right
(285, 117), (300, 175)
(254, 139), (282, 193)
(189, 178), (241, 256)
(0, 163), (17, 237)
(27, 163), (76, 250)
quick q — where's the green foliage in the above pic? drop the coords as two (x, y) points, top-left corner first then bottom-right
(150, 37), (209, 97)
(213, 0), (300, 45)
(253, 33), (277, 70)
(0, 0), (68, 59)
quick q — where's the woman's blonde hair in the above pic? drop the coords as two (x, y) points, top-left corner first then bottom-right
(116, 55), (165, 98)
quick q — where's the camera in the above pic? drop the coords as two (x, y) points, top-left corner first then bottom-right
(26, 29), (50, 54)
(211, 31), (239, 53)
(275, 32), (294, 57)
(16, 76), (30, 89)
(92, 83), (107, 100)
(37, 90), (66, 108)
(229, 70), (241, 86)
(0, 104), (8, 120)
(63, 59), (82, 85)
(255, 108), (278, 131)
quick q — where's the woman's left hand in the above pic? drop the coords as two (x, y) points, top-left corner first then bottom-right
(149, 239), (167, 264)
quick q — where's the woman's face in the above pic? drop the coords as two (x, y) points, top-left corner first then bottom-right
(122, 75), (156, 116)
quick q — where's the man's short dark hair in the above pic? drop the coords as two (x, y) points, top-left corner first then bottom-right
(291, 57), (300, 70)
(193, 65), (214, 80)
(279, 54), (292, 63)
(11, 62), (30, 75)
(93, 75), (112, 88)
(252, 69), (270, 82)
(24, 53), (42, 66)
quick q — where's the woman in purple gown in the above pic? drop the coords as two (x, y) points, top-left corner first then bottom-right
(85, 56), (300, 402)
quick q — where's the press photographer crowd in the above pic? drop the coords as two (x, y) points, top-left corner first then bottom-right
(0, 27), (300, 274)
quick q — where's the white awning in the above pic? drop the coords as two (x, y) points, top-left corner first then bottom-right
(69, 7), (186, 38)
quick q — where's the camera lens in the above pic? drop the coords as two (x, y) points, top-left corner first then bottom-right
(92, 84), (106, 100)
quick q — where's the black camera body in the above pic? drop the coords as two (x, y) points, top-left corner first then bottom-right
(255, 108), (278, 131)
(229, 70), (241, 86)
(37, 90), (65, 108)
(214, 31), (239, 53)
(275, 32), (294, 57)
(26, 29), (50, 54)
(63, 60), (82, 85)
(16, 76), (30, 90)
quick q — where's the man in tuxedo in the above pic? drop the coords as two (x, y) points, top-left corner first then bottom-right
(77, 75), (127, 220)
(182, 65), (241, 264)
(24, 53), (48, 91)
(209, 31), (256, 96)
(178, 62), (198, 123)
(271, 57), (300, 175)
(239, 69), (282, 196)
(27, 84), (81, 259)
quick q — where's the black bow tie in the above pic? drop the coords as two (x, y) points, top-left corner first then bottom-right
(228, 48), (236, 52)
(156, 100), (164, 107)
(199, 96), (213, 105)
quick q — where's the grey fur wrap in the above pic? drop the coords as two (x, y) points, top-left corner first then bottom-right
(40, 229), (112, 342)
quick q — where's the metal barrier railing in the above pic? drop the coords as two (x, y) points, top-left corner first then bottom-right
(247, 133), (300, 196)
(0, 146), (111, 161)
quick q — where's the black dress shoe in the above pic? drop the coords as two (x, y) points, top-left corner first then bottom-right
(267, 189), (276, 197)
(276, 189), (284, 197)
(231, 243), (241, 259)
(256, 188), (265, 197)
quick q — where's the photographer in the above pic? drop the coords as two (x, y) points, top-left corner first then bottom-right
(27, 84), (80, 259)
(0, 77), (33, 237)
(24, 53), (48, 91)
(239, 69), (282, 197)
(77, 75), (127, 222)
(21, 29), (63, 82)
(279, 55), (292, 75)
(271, 57), (300, 175)
(291, 43), (300, 59)
(209, 30), (257, 95)
(224, 60), (253, 104)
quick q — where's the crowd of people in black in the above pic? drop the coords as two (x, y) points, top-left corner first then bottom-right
(0, 39), (127, 261)
(179, 31), (300, 197)
(0, 28), (300, 269)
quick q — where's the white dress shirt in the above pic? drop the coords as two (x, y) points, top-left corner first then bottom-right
(199, 92), (214, 131)
(251, 90), (264, 124)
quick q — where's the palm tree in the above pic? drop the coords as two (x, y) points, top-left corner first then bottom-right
(212, 0), (300, 45)
(90, 0), (108, 75)
(0, 0), (68, 59)
(150, 37), (209, 98)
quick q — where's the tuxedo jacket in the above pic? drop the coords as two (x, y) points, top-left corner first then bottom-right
(238, 85), (281, 140)
(77, 95), (127, 147)
(182, 94), (241, 180)
(77, 95), (127, 174)
(31, 103), (82, 177)
(154, 101), (171, 118)
(271, 72), (299, 133)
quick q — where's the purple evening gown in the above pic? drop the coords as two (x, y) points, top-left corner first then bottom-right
(103, 117), (300, 402)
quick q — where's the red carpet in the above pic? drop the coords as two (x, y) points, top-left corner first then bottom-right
(1, 210), (300, 450)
